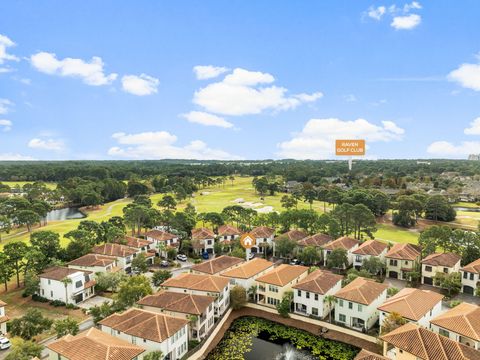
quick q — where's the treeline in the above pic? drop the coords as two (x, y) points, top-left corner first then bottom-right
(0, 159), (479, 182)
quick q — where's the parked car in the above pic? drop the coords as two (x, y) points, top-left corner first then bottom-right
(248, 252), (255, 260)
(160, 260), (169, 267)
(289, 258), (301, 265)
(176, 254), (188, 262)
(202, 252), (209, 260)
(0, 337), (11, 350)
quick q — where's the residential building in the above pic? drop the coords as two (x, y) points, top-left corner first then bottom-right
(461, 258), (480, 295)
(38, 266), (95, 304)
(421, 252), (461, 286)
(217, 224), (241, 242)
(250, 226), (275, 254)
(0, 300), (8, 335)
(138, 290), (215, 341)
(191, 228), (216, 255)
(430, 302), (480, 350)
(334, 277), (388, 332)
(293, 269), (343, 319)
(161, 273), (230, 317)
(323, 236), (360, 268)
(385, 243), (421, 280)
(297, 233), (333, 249)
(47, 328), (145, 360)
(381, 322), (480, 360)
(221, 258), (275, 289)
(273, 229), (308, 257)
(121, 236), (155, 264)
(91, 243), (137, 273)
(256, 264), (309, 308)
(67, 253), (120, 274)
(354, 350), (388, 360)
(191, 255), (244, 276)
(378, 288), (443, 330)
(352, 240), (388, 270)
(99, 308), (189, 360)
(145, 230), (179, 257)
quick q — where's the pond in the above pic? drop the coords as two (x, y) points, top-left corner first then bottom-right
(245, 337), (315, 360)
(454, 206), (480, 212)
(45, 207), (86, 221)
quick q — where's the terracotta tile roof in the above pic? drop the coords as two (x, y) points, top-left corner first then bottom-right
(47, 327), (145, 360)
(255, 264), (308, 287)
(122, 236), (152, 249)
(192, 227), (215, 240)
(0, 300), (6, 307)
(68, 254), (116, 267)
(431, 302), (480, 342)
(92, 243), (137, 258)
(277, 229), (308, 242)
(381, 322), (480, 360)
(39, 266), (91, 281)
(353, 240), (388, 256)
(218, 224), (241, 236)
(461, 258), (480, 274)
(334, 277), (388, 305)
(297, 233), (333, 247)
(145, 229), (177, 241)
(385, 243), (421, 261)
(354, 349), (388, 360)
(421, 252), (461, 267)
(292, 269), (343, 294)
(191, 255), (244, 275)
(378, 288), (443, 321)
(250, 226), (275, 238)
(161, 273), (229, 293)
(99, 308), (188, 343)
(221, 258), (274, 279)
(138, 290), (215, 315)
(0, 315), (9, 323)
(323, 236), (359, 251)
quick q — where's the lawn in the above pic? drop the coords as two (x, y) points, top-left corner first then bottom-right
(374, 223), (420, 244)
(1, 181), (57, 189)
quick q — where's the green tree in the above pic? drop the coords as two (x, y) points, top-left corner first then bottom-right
(274, 237), (297, 259)
(326, 248), (348, 269)
(117, 275), (153, 308)
(0, 252), (14, 291)
(23, 270), (40, 297)
(143, 351), (164, 360)
(280, 195), (297, 210)
(362, 256), (386, 276)
(30, 230), (61, 268)
(9, 308), (53, 340)
(95, 272), (126, 293)
(381, 311), (406, 335)
(158, 195), (177, 210)
(54, 317), (79, 337)
(298, 246), (320, 265)
(152, 270), (172, 287)
(4, 241), (28, 287)
(89, 302), (115, 324)
(61, 277), (73, 303)
(0, 214), (12, 242)
(230, 247), (245, 259)
(5, 338), (43, 360)
(230, 285), (247, 310)
(424, 195), (456, 222)
(132, 253), (149, 273)
(276, 291), (293, 318)
(324, 295), (336, 323)
(127, 180), (150, 197)
(15, 210), (40, 232)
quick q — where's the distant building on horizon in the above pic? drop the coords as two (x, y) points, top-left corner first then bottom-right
(468, 154), (480, 160)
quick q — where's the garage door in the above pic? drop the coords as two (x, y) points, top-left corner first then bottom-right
(389, 271), (398, 279)
(463, 286), (475, 295)
(423, 277), (433, 285)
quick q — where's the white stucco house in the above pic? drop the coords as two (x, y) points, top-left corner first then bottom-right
(221, 258), (275, 290)
(250, 226), (275, 254)
(67, 253), (120, 274)
(421, 252), (462, 286)
(0, 300), (8, 335)
(323, 236), (360, 268)
(191, 228), (216, 255)
(352, 239), (388, 270)
(460, 258), (480, 295)
(91, 243), (138, 273)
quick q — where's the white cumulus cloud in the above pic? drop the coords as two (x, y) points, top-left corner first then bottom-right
(193, 68), (323, 116)
(277, 118), (405, 159)
(193, 65), (229, 80)
(391, 14), (421, 30)
(0, 34), (19, 72)
(448, 60), (480, 91)
(108, 131), (242, 160)
(464, 117), (480, 135)
(0, 119), (12, 131)
(121, 74), (159, 96)
(427, 141), (480, 157)
(367, 6), (387, 20)
(181, 111), (233, 128)
(0, 153), (35, 161)
(28, 138), (65, 151)
(0, 99), (13, 115)
(30, 52), (117, 86)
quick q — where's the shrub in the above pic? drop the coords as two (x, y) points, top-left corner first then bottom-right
(50, 300), (66, 307)
(31, 294), (49, 303)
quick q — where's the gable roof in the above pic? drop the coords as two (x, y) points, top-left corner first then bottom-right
(461, 258), (480, 274)
(292, 269), (343, 294)
(68, 254), (116, 267)
(323, 236), (359, 251)
(430, 302), (480, 342)
(255, 264), (308, 286)
(381, 322), (480, 360)
(385, 243), (421, 260)
(250, 226), (275, 238)
(378, 288), (443, 321)
(221, 258), (274, 279)
(421, 252), (462, 267)
(217, 224), (241, 236)
(191, 227), (215, 240)
(161, 273), (229, 293)
(354, 349), (389, 360)
(145, 229), (177, 241)
(138, 290), (215, 315)
(47, 328), (145, 360)
(277, 229), (308, 241)
(39, 266), (91, 281)
(99, 308), (188, 343)
(297, 233), (333, 247)
(353, 240), (388, 256)
(334, 277), (388, 305)
(122, 236), (152, 249)
(191, 255), (244, 275)
(92, 243), (137, 258)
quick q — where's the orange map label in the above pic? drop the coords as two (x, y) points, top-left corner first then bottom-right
(335, 139), (365, 156)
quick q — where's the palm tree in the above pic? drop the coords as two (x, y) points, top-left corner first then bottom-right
(248, 285), (258, 302)
(61, 277), (73, 304)
(324, 295), (336, 323)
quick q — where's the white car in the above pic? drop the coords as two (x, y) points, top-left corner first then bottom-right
(176, 254), (188, 262)
(0, 337), (11, 350)
(248, 252), (255, 260)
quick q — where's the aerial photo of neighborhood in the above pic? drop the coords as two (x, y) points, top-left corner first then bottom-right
(1, 1), (480, 359)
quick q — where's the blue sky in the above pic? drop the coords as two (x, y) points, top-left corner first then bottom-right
(0, 1), (479, 160)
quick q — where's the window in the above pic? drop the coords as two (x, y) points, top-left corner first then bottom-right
(404, 261), (410, 266)
(143, 339), (147, 343)
(267, 297), (279, 306)
(470, 273), (474, 280)
(131, 336), (136, 345)
(348, 302), (353, 309)
(439, 329), (449, 337)
(269, 285), (279, 293)
(207, 240), (212, 245)
(443, 267), (449, 273)
(48, 279), (51, 285)
(75, 280), (82, 288)
(425, 266), (432, 272)
(339, 314), (346, 322)
(463, 272), (468, 279)
(389, 259), (398, 266)
(339, 299), (344, 307)
(312, 307), (318, 316)
(297, 290), (301, 297)
(358, 304), (363, 312)
(355, 255), (362, 262)
(314, 294), (319, 301)
(306, 292), (310, 299)
(50, 291), (53, 297)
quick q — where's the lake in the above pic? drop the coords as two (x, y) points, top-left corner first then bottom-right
(245, 337), (315, 360)
(45, 207), (86, 221)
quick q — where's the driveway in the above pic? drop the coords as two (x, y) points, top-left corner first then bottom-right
(383, 277), (408, 290)
(76, 296), (112, 310)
